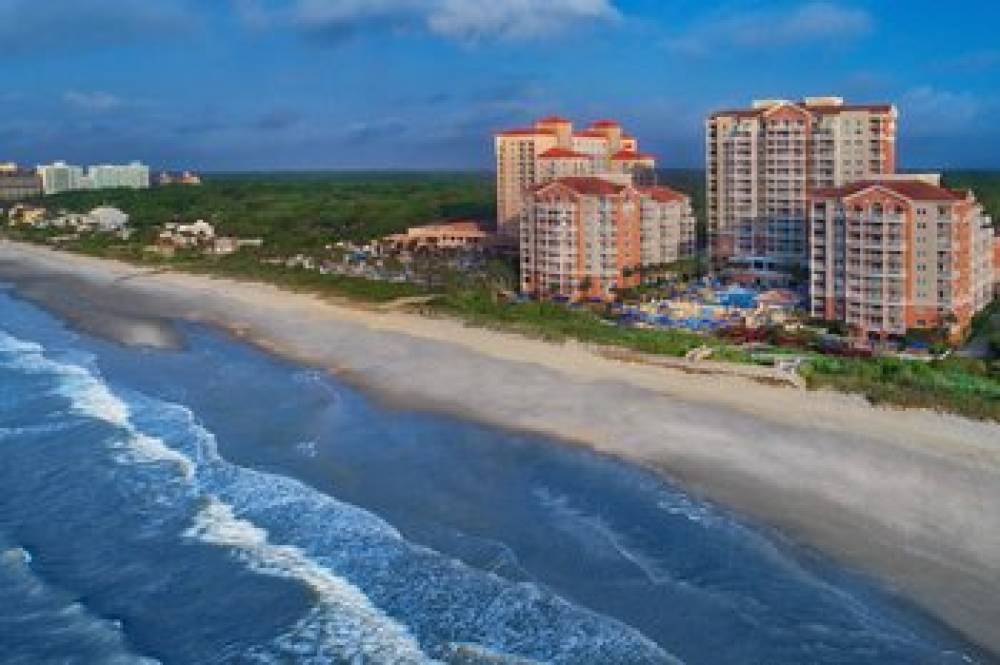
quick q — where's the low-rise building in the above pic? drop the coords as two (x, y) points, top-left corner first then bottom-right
(809, 176), (994, 341)
(154, 220), (261, 256)
(158, 220), (216, 248)
(379, 219), (497, 252)
(0, 163), (42, 201)
(88, 206), (129, 232)
(156, 171), (202, 186)
(46, 206), (130, 236)
(6, 203), (47, 226)
(208, 236), (264, 255)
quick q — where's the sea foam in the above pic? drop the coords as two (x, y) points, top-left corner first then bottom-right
(0, 328), (680, 664)
(186, 498), (433, 664)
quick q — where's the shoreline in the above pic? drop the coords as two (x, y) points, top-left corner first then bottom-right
(1, 241), (999, 657)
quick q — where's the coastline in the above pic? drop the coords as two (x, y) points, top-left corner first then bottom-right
(1, 241), (999, 657)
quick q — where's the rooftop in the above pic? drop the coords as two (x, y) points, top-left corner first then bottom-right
(709, 100), (895, 120)
(496, 127), (556, 137)
(811, 180), (969, 202)
(610, 149), (655, 161)
(535, 176), (629, 197)
(538, 147), (588, 159)
(639, 186), (687, 203)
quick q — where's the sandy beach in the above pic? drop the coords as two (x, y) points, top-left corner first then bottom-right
(2, 240), (999, 657)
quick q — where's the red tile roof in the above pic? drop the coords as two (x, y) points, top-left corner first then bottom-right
(810, 180), (966, 202)
(808, 104), (894, 114)
(497, 127), (555, 137)
(639, 186), (687, 203)
(414, 218), (493, 234)
(537, 115), (571, 124)
(610, 149), (655, 161)
(534, 176), (629, 196)
(590, 119), (620, 128)
(538, 147), (588, 159)
(709, 101), (894, 120)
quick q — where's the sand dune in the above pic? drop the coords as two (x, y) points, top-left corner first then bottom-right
(1, 240), (998, 658)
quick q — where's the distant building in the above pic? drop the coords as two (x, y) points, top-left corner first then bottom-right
(37, 161), (150, 195)
(809, 175), (994, 341)
(37, 161), (85, 195)
(156, 170), (202, 186)
(88, 206), (129, 232)
(159, 220), (216, 247)
(48, 206), (129, 235)
(6, 203), (47, 226)
(153, 220), (260, 256)
(87, 162), (150, 190)
(0, 163), (42, 201)
(379, 219), (497, 251)
(706, 97), (897, 272)
(495, 116), (655, 241)
(207, 236), (263, 255)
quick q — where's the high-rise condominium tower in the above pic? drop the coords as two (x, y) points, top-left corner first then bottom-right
(706, 97), (897, 275)
(495, 116), (654, 241)
(809, 175), (994, 341)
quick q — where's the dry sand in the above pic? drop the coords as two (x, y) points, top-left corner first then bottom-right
(2, 240), (999, 657)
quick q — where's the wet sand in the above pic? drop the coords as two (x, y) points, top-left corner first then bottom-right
(1, 240), (998, 657)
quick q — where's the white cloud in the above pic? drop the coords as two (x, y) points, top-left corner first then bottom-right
(427, 0), (620, 41)
(242, 0), (621, 43)
(63, 90), (125, 112)
(665, 2), (872, 56)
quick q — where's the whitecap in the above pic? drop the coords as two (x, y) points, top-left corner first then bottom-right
(2, 329), (680, 664)
(185, 498), (434, 664)
(0, 329), (195, 480)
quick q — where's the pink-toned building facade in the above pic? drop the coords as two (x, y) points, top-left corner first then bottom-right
(706, 97), (897, 272)
(639, 186), (697, 266)
(495, 116), (655, 241)
(520, 177), (642, 300)
(809, 176), (994, 340)
(520, 178), (696, 300)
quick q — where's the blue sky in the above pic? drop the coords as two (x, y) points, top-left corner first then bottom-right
(2, 0), (998, 170)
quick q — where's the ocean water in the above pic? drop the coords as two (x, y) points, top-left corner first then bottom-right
(0, 285), (990, 664)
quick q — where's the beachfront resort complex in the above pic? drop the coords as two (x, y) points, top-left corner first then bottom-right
(498, 99), (997, 342)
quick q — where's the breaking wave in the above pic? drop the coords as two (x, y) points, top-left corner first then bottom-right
(0, 329), (679, 664)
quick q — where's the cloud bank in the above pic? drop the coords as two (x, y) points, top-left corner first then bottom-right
(240, 0), (621, 43)
(0, 0), (196, 54)
(665, 2), (872, 56)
